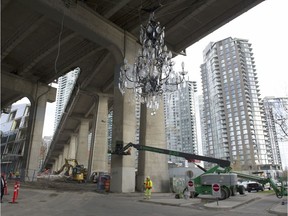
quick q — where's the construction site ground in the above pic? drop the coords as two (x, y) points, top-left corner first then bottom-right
(1, 180), (287, 216)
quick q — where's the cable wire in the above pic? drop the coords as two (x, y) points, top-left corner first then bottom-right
(54, 10), (65, 74)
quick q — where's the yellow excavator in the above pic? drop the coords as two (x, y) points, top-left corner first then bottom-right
(55, 159), (87, 183)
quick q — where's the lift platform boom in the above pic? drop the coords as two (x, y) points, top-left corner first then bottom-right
(111, 142), (287, 199)
(112, 142), (230, 168)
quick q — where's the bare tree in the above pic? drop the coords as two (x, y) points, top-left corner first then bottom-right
(281, 168), (288, 182)
(270, 98), (288, 141)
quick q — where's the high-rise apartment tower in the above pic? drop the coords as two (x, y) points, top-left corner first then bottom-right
(164, 81), (198, 165)
(54, 68), (80, 132)
(201, 37), (271, 171)
(263, 97), (288, 170)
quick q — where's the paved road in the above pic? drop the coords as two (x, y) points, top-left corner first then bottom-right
(1, 183), (286, 216)
(2, 189), (207, 216)
(230, 193), (286, 216)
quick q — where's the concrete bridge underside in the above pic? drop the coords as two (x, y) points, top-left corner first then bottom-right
(1, 0), (264, 192)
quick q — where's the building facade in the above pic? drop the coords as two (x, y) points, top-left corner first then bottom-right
(54, 68), (80, 132)
(164, 81), (198, 165)
(264, 97), (288, 170)
(0, 103), (30, 173)
(200, 37), (272, 171)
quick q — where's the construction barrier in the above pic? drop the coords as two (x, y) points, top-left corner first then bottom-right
(104, 179), (110, 192)
(97, 174), (110, 192)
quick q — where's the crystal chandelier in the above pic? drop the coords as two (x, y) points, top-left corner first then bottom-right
(118, 12), (187, 113)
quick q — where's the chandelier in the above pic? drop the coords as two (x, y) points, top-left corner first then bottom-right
(118, 12), (187, 113)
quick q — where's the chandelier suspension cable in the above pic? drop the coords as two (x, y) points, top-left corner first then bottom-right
(123, 29), (126, 60)
(138, 0), (143, 24)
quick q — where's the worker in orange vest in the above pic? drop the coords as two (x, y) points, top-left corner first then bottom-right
(144, 176), (153, 199)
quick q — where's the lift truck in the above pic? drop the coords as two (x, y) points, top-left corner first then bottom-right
(111, 142), (240, 200)
(111, 142), (287, 200)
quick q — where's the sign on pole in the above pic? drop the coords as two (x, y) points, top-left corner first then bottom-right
(187, 180), (195, 192)
(212, 183), (221, 197)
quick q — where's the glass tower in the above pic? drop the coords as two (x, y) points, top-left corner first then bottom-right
(201, 37), (270, 170)
(164, 81), (198, 165)
(263, 97), (288, 170)
(54, 68), (80, 132)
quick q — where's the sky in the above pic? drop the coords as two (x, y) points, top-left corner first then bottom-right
(174, 0), (288, 98)
(15, 0), (288, 137)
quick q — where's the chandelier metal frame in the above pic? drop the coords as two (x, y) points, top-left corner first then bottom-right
(118, 11), (187, 112)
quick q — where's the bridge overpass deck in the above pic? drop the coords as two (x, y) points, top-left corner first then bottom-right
(1, 0), (264, 177)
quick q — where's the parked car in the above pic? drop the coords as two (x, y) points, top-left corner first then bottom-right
(239, 181), (251, 190)
(263, 183), (271, 190)
(246, 182), (264, 192)
(275, 181), (282, 187)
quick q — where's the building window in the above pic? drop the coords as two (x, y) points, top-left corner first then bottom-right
(8, 111), (16, 121)
(24, 106), (30, 116)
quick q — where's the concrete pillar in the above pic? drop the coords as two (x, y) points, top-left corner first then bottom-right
(76, 119), (89, 168)
(137, 100), (169, 192)
(51, 161), (55, 172)
(110, 65), (137, 192)
(63, 144), (69, 160)
(50, 164), (54, 173)
(26, 91), (48, 181)
(91, 95), (109, 173)
(110, 36), (140, 192)
(57, 154), (63, 171)
(53, 158), (59, 173)
(14, 79), (56, 181)
(68, 134), (77, 159)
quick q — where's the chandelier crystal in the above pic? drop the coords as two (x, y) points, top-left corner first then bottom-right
(118, 12), (187, 113)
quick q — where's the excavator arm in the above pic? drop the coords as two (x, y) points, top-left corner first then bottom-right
(55, 159), (78, 175)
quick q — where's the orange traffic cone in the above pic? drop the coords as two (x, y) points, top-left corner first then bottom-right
(9, 182), (18, 204)
(15, 181), (20, 199)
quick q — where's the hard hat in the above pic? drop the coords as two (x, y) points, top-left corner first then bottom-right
(146, 176), (150, 179)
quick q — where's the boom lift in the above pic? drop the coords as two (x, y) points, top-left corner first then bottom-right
(112, 142), (238, 200)
(111, 142), (287, 199)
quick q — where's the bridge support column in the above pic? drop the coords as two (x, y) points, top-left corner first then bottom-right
(68, 134), (77, 159)
(76, 119), (89, 168)
(57, 154), (63, 171)
(25, 86), (56, 181)
(110, 81), (137, 192)
(136, 100), (169, 192)
(91, 95), (109, 173)
(63, 144), (69, 161)
(52, 158), (59, 173)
